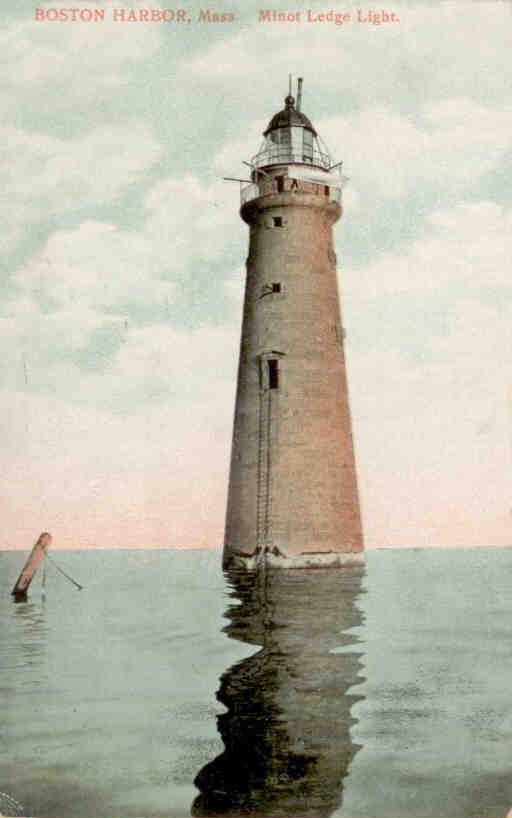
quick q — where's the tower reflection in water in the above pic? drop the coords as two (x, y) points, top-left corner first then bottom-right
(193, 566), (366, 817)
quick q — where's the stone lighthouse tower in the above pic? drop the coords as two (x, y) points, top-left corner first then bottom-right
(223, 81), (364, 569)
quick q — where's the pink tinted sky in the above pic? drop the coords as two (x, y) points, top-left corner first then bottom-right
(2, 2), (511, 550)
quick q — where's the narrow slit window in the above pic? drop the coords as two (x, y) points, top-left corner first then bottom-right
(276, 175), (284, 193)
(272, 283), (281, 293)
(268, 359), (279, 390)
(273, 216), (283, 227)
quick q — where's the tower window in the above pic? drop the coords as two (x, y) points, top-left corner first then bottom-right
(273, 216), (283, 227)
(276, 175), (284, 193)
(259, 282), (282, 299)
(268, 359), (279, 390)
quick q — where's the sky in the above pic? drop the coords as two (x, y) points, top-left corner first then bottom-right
(1, 0), (511, 550)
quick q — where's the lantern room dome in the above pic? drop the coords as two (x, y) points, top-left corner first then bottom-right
(264, 95), (317, 137)
(248, 80), (334, 171)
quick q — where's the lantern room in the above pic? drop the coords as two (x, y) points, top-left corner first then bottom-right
(251, 78), (332, 171)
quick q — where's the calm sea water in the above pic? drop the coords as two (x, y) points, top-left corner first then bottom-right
(1, 548), (511, 818)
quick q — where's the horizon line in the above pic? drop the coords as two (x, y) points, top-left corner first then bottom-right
(1, 543), (512, 552)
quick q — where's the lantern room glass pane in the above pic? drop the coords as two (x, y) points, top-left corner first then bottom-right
(258, 127), (330, 169)
(290, 127), (303, 157)
(265, 127), (311, 163)
(303, 129), (313, 161)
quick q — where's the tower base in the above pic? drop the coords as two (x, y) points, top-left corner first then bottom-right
(224, 546), (366, 571)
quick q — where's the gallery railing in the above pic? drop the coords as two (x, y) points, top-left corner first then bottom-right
(250, 145), (332, 170)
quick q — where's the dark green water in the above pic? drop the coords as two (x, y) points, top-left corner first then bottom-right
(1, 548), (511, 818)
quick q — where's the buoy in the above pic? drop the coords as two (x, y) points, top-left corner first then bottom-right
(11, 532), (52, 599)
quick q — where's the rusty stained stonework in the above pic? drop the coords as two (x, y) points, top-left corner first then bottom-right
(223, 129), (364, 570)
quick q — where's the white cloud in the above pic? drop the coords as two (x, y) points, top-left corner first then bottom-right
(321, 100), (512, 200)
(112, 322), (238, 403)
(0, 171), (243, 404)
(144, 175), (244, 272)
(212, 122), (265, 175)
(14, 221), (172, 313)
(181, 3), (512, 111)
(0, 0), (164, 255)
(343, 203), (512, 547)
(0, 2), (161, 117)
(9, 172), (243, 318)
(2, 0), (511, 550)
(183, 3), (512, 214)
(1, 123), (163, 254)
(350, 320), (512, 548)
(343, 201), (512, 297)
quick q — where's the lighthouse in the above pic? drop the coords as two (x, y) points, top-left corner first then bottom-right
(223, 80), (364, 569)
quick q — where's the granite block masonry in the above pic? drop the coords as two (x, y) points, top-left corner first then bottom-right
(223, 81), (364, 570)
